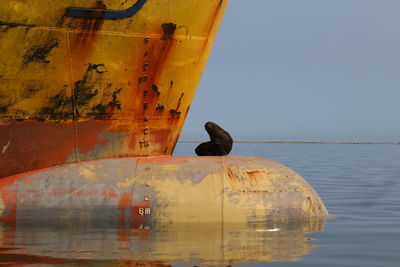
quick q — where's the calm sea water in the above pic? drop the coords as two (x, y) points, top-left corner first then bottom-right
(1, 143), (399, 266)
(175, 143), (400, 267)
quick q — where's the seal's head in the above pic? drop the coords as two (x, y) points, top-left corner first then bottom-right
(204, 121), (232, 143)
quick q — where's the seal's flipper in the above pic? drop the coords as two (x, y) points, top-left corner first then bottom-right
(195, 142), (217, 156)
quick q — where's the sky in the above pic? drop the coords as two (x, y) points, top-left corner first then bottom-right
(179, 0), (400, 142)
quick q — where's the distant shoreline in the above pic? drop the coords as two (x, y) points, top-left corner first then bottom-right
(179, 141), (400, 145)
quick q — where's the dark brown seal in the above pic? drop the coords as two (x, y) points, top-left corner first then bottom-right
(195, 121), (233, 156)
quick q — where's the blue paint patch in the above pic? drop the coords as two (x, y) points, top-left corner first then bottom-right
(66, 0), (147, 20)
(0, 21), (37, 28)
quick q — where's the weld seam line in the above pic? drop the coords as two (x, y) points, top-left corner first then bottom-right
(4, 25), (214, 42)
(66, 29), (79, 163)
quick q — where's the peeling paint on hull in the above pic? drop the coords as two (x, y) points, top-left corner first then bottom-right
(0, 0), (229, 179)
(0, 156), (328, 223)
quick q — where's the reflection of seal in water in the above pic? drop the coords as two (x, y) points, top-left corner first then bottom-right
(195, 122), (233, 156)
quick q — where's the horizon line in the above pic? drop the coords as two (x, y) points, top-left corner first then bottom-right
(179, 141), (400, 145)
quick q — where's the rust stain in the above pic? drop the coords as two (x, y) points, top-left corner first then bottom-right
(25, 189), (37, 193)
(130, 201), (151, 226)
(130, 225), (150, 240)
(75, 120), (110, 155)
(196, 2), (225, 65)
(67, 188), (76, 194)
(169, 93), (184, 115)
(155, 103), (164, 111)
(0, 1), (231, 179)
(161, 23), (177, 40)
(206, 2), (223, 38)
(0, 120), (77, 179)
(73, 190), (97, 197)
(64, 1), (107, 102)
(184, 105), (191, 118)
(50, 189), (61, 195)
(118, 192), (132, 222)
(227, 168), (241, 182)
(0, 120), (197, 178)
(151, 85), (161, 96)
(147, 128), (180, 155)
(117, 227), (130, 242)
(69, 1), (106, 51)
(23, 179), (32, 184)
(101, 190), (118, 199)
(136, 23), (177, 119)
(2, 18), (199, 177)
(246, 170), (265, 180)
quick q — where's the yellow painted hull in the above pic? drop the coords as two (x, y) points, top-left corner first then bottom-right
(0, 0), (229, 178)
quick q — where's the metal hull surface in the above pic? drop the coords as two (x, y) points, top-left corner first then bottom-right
(0, 156), (328, 224)
(0, 0), (229, 179)
(0, 154), (329, 265)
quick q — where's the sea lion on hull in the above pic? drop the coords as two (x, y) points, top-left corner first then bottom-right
(195, 122), (233, 156)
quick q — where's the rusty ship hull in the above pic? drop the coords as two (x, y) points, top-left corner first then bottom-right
(0, 0), (229, 179)
(0, 0), (328, 229)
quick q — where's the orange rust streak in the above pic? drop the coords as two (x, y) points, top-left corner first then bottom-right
(67, 2), (105, 67)
(205, 1), (224, 37)
(108, 191), (118, 198)
(25, 189), (37, 193)
(74, 190), (98, 197)
(50, 189), (61, 195)
(227, 168), (240, 182)
(117, 228), (130, 242)
(118, 192), (132, 219)
(76, 120), (178, 156)
(130, 201), (151, 226)
(246, 171), (264, 180)
(132, 201), (151, 208)
(118, 192), (132, 242)
(195, 2), (224, 67)
(130, 228), (150, 240)
(101, 191), (118, 199)
(134, 24), (181, 130)
(0, 119), (181, 179)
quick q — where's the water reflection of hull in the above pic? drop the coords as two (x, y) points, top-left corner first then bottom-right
(0, 218), (325, 266)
